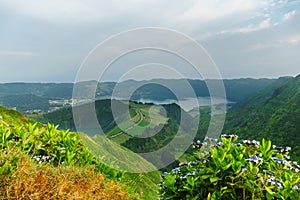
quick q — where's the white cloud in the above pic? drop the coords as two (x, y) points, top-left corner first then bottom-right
(216, 18), (276, 36)
(283, 10), (297, 20)
(177, 0), (261, 22)
(1, 0), (300, 81)
(0, 0), (289, 39)
(1, 0), (275, 27)
(1, 0), (157, 24)
(283, 35), (300, 45)
(248, 35), (300, 51)
(234, 18), (273, 33)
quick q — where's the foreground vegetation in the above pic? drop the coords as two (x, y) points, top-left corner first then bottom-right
(0, 106), (158, 199)
(160, 135), (300, 199)
(0, 150), (132, 199)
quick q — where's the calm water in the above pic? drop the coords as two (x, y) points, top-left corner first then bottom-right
(135, 97), (232, 111)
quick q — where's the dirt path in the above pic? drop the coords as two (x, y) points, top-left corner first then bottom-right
(110, 109), (143, 138)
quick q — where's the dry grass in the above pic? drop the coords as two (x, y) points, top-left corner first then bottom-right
(0, 153), (135, 200)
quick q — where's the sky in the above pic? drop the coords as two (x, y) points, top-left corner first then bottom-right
(0, 0), (300, 82)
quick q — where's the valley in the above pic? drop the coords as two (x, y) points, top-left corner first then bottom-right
(0, 77), (288, 114)
(1, 75), (300, 199)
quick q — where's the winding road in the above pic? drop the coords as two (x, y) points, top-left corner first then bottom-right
(110, 109), (144, 138)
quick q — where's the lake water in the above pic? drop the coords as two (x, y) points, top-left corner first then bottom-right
(134, 97), (232, 111)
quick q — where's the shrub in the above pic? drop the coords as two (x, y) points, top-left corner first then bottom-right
(0, 122), (124, 180)
(159, 135), (300, 199)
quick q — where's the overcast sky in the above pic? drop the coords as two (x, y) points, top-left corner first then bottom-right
(0, 0), (299, 82)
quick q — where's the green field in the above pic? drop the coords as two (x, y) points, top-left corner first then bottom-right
(106, 102), (168, 143)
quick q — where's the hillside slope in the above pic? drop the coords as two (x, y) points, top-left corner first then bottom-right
(0, 105), (160, 199)
(0, 105), (36, 125)
(33, 99), (196, 170)
(224, 75), (300, 159)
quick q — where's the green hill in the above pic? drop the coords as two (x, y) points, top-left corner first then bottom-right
(0, 105), (161, 199)
(0, 104), (36, 125)
(32, 99), (195, 170)
(224, 75), (300, 160)
(0, 94), (51, 113)
(33, 99), (127, 133)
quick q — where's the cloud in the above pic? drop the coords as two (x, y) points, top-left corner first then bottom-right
(283, 10), (297, 20)
(215, 18), (276, 36)
(233, 18), (275, 33)
(1, 0), (156, 24)
(1, 0), (277, 26)
(283, 35), (300, 45)
(177, 0), (261, 22)
(248, 35), (300, 51)
(0, 0), (292, 37)
(0, 0), (299, 81)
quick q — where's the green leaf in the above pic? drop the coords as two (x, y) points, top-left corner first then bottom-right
(187, 177), (195, 187)
(207, 193), (211, 200)
(210, 177), (220, 183)
(201, 174), (211, 179)
(222, 163), (232, 171)
(251, 166), (259, 174)
(265, 186), (275, 195)
(238, 153), (243, 160)
(211, 191), (220, 200)
(266, 192), (273, 200)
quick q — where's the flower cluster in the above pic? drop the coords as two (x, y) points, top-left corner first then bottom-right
(241, 165), (247, 172)
(179, 162), (188, 167)
(172, 167), (181, 174)
(33, 155), (54, 163)
(271, 157), (300, 172)
(291, 162), (300, 173)
(174, 169), (198, 183)
(221, 134), (238, 139)
(267, 177), (284, 189)
(160, 137), (300, 199)
(235, 142), (242, 147)
(243, 139), (260, 148)
(292, 161), (300, 169)
(216, 141), (223, 147)
(272, 157), (290, 165)
(272, 145), (291, 153)
(192, 140), (202, 149)
(263, 170), (275, 176)
(293, 185), (300, 193)
(168, 160), (204, 184)
(204, 137), (218, 143)
(246, 155), (263, 164)
(188, 161), (200, 166)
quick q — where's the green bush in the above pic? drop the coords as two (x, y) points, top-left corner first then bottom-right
(159, 135), (300, 199)
(0, 122), (124, 180)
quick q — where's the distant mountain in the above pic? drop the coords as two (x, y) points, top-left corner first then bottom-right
(100, 78), (288, 102)
(0, 83), (73, 113)
(0, 82), (73, 98)
(224, 75), (300, 159)
(33, 99), (128, 134)
(0, 94), (50, 113)
(0, 78), (291, 113)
